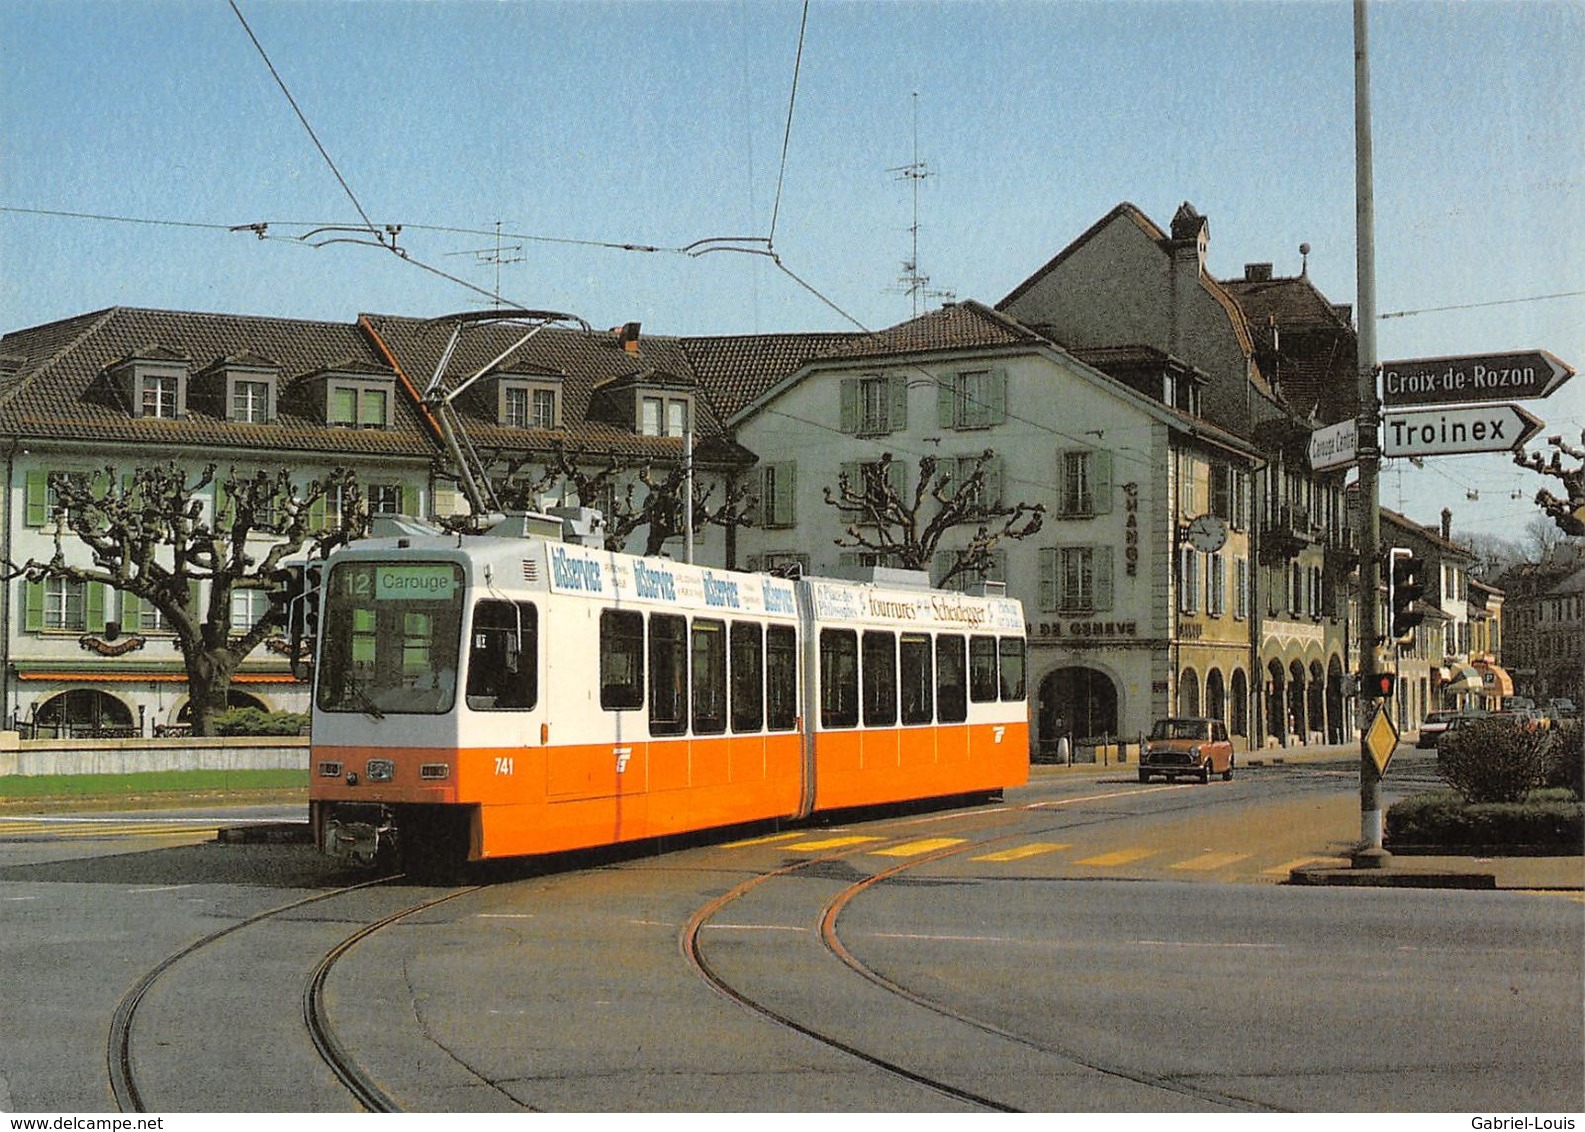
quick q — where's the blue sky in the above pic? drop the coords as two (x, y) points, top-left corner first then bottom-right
(3, 0), (1581, 543)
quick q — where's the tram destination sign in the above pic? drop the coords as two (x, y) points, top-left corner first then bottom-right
(1381, 349), (1574, 408)
(1382, 402), (1544, 459)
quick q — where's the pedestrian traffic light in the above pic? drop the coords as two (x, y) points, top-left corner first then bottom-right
(266, 565), (304, 629)
(1361, 671), (1395, 699)
(1389, 549), (1426, 640)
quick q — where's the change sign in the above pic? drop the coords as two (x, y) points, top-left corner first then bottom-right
(1381, 350), (1573, 408)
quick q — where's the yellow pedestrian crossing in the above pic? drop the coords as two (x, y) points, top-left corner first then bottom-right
(0, 819), (218, 841)
(1170, 851), (1252, 871)
(735, 831), (1319, 880)
(870, 838), (965, 857)
(971, 842), (1070, 862)
(1076, 848), (1158, 867)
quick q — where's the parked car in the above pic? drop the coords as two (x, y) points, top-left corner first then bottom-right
(1138, 717), (1234, 784)
(1416, 710), (1459, 749)
(1434, 711), (1489, 747)
(1546, 698), (1578, 722)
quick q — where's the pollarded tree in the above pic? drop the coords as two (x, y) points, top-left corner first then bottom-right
(6, 462), (367, 736)
(476, 440), (756, 557)
(823, 449), (1044, 587)
(1514, 430), (1585, 537)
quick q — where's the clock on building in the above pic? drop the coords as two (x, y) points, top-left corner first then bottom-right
(1186, 514), (1228, 553)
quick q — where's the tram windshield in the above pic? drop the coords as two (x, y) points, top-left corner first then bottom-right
(315, 561), (465, 716)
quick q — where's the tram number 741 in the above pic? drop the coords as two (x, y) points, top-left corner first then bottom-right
(494, 757), (515, 776)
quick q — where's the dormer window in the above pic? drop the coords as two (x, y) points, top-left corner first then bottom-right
(639, 393), (691, 437)
(327, 380), (391, 429)
(500, 380), (561, 430)
(107, 348), (189, 420)
(192, 353), (280, 424)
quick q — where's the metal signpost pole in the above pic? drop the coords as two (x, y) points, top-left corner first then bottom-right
(1353, 0), (1389, 867)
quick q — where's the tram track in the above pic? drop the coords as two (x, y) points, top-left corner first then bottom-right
(108, 876), (484, 1113)
(677, 774), (1344, 1112)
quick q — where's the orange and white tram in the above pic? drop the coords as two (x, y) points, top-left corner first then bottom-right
(307, 522), (1029, 870)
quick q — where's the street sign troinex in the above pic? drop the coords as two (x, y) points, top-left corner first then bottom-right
(1382, 402), (1544, 459)
(1381, 349), (1574, 408)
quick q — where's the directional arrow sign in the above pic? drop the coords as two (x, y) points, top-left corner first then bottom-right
(1381, 349), (1574, 407)
(1383, 403), (1544, 458)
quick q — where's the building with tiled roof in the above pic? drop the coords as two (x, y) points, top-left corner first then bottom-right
(999, 201), (1362, 749)
(0, 307), (439, 735)
(726, 297), (1265, 755)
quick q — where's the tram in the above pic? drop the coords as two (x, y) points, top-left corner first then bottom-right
(306, 516), (1029, 871)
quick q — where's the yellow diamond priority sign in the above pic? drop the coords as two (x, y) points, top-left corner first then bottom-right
(1364, 701), (1399, 776)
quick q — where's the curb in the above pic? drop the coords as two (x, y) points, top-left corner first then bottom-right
(1286, 865), (1496, 889)
(216, 821), (312, 845)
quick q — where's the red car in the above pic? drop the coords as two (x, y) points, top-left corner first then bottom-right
(1138, 717), (1234, 784)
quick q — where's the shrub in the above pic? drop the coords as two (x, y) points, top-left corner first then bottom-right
(1436, 717), (1555, 803)
(212, 707), (310, 736)
(1543, 719), (1583, 798)
(1387, 788), (1583, 852)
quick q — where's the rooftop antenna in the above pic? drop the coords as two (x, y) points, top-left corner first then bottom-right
(887, 93), (953, 316)
(444, 221), (525, 309)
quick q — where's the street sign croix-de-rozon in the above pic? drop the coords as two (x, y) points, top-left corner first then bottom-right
(1381, 349), (1574, 408)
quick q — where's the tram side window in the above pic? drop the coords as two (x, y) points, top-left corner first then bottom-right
(969, 635), (999, 703)
(862, 630), (897, 727)
(650, 613), (688, 736)
(900, 633), (933, 725)
(766, 625), (798, 731)
(466, 599), (538, 711)
(999, 637), (1027, 701)
(692, 619), (727, 735)
(599, 609), (644, 710)
(820, 629), (859, 728)
(729, 621), (764, 733)
(936, 634), (968, 723)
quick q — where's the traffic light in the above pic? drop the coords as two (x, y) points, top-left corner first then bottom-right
(266, 565), (304, 630)
(1389, 549), (1426, 640)
(1361, 671), (1395, 699)
(301, 562), (324, 645)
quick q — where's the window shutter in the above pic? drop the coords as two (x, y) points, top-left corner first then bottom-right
(989, 368), (1008, 425)
(121, 591), (142, 630)
(25, 469), (50, 526)
(1054, 453), (1069, 517)
(401, 484), (416, 516)
(983, 456), (1004, 509)
(839, 378), (859, 434)
(1094, 451), (1113, 514)
(889, 374), (908, 431)
(887, 458), (907, 499)
(87, 581), (107, 633)
(774, 463), (796, 527)
(24, 580), (44, 632)
(938, 378), (956, 429)
(840, 462), (861, 503)
(308, 495), (327, 531)
(1038, 548), (1058, 611)
(1212, 464), (1231, 519)
(1095, 547), (1115, 611)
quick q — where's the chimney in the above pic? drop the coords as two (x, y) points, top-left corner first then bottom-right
(616, 321), (641, 353)
(1244, 263), (1273, 282)
(1441, 508), (1453, 541)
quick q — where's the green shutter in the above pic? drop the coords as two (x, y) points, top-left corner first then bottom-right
(983, 456), (1004, 509)
(938, 378), (956, 429)
(1054, 453), (1070, 517)
(839, 378), (858, 434)
(400, 484), (416, 517)
(889, 374), (908, 431)
(308, 496), (327, 530)
(25, 469), (50, 526)
(1095, 547), (1115, 611)
(774, 463), (795, 527)
(1038, 547), (1058, 612)
(989, 368), (1008, 425)
(887, 458), (907, 499)
(123, 591), (144, 633)
(23, 580), (44, 631)
(1094, 451), (1114, 514)
(86, 582), (107, 633)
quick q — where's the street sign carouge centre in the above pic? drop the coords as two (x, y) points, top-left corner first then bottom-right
(1382, 402), (1544, 459)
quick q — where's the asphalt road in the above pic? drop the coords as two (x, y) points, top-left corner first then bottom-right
(0, 756), (1579, 1113)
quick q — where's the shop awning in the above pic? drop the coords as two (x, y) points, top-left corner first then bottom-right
(1476, 661), (1514, 698)
(1444, 664), (1483, 693)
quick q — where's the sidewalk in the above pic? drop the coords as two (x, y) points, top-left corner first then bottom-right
(1028, 743), (1584, 892)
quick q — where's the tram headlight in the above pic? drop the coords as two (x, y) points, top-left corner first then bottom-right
(366, 758), (395, 782)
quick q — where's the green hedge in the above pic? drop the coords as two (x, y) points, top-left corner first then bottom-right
(1387, 789), (1584, 853)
